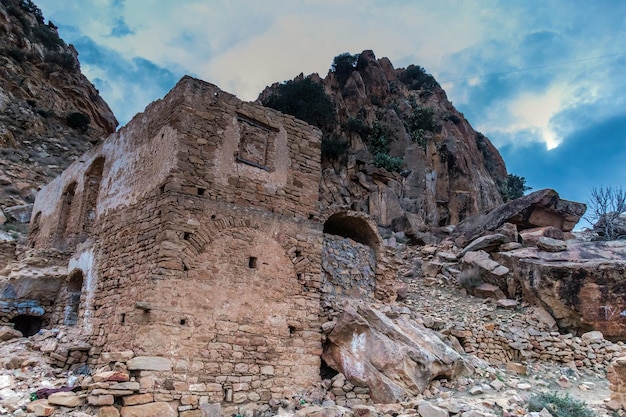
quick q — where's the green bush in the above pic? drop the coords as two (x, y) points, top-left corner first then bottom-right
(343, 117), (370, 138)
(66, 112), (90, 131)
(20, 0), (44, 24)
(527, 392), (593, 417)
(32, 26), (65, 49)
(263, 77), (335, 129)
(399, 65), (439, 91)
(332, 52), (359, 86)
(404, 97), (436, 149)
(321, 137), (349, 160)
(45, 52), (77, 70)
(500, 174), (531, 201)
(373, 153), (402, 172)
(6, 48), (26, 62)
(367, 121), (390, 155)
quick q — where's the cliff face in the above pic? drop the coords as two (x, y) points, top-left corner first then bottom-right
(261, 50), (507, 232)
(0, 0), (117, 209)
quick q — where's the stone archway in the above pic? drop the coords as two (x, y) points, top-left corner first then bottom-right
(323, 210), (381, 255)
(322, 210), (382, 298)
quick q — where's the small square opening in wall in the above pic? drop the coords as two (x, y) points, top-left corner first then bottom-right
(197, 188), (206, 196)
(248, 257), (258, 269)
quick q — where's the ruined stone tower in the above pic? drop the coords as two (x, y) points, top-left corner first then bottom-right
(24, 76), (325, 403)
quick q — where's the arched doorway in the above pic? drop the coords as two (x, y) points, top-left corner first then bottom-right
(322, 211), (381, 298)
(64, 270), (84, 326)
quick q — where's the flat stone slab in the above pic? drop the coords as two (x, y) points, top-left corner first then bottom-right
(127, 356), (171, 371)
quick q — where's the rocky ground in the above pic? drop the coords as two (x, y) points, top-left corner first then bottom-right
(0, 240), (624, 416)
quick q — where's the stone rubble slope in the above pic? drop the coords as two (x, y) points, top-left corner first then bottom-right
(1, 240), (626, 416)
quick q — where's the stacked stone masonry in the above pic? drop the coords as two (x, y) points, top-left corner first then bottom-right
(7, 76), (340, 412)
(450, 321), (625, 368)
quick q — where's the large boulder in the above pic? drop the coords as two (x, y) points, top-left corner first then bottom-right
(322, 301), (469, 403)
(495, 240), (626, 339)
(453, 189), (586, 247)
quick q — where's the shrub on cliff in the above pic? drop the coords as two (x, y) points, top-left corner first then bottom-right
(500, 174), (531, 201)
(66, 112), (90, 132)
(321, 136), (349, 161)
(263, 77), (335, 129)
(373, 153), (402, 172)
(399, 65), (439, 91)
(31, 25), (64, 49)
(332, 52), (359, 86)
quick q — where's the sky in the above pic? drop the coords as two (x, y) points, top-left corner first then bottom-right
(35, 1), (626, 227)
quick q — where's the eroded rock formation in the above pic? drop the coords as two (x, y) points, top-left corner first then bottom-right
(453, 188), (586, 247)
(0, 0), (117, 209)
(260, 50), (508, 231)
(496, 241), (626, 339)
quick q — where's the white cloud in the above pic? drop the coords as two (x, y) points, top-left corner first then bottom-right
(36, 0), (626, 145)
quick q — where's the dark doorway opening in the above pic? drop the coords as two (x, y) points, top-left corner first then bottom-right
(319, 358), (339, 380)
(9, 314), (43, 337)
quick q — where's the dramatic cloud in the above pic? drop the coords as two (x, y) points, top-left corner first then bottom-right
(36, 1), (626, 223)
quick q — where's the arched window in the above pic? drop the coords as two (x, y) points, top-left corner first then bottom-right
(82, 157), (105, 235)
(54, 182), (76, 248)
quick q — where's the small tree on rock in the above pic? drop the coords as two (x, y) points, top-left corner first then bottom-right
(332, 52), (359, 86)
(586, 186), (626, 240)
(500, 174), (531, 201)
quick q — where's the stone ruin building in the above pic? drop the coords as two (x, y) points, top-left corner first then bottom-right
(1, 76), (391, 412)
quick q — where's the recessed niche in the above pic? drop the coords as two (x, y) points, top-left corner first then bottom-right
(197, 188), (206, 196)
(235, 114), (278, 171)
(248, 257), (258, 269)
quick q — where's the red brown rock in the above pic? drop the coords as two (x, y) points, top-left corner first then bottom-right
(520, 226), (564, 246)
(261, 50), (507, 229)
(496, 241), (626, 339)
(453, 189), (586, 246)
(0, 1), (117, 209)
(322, 301), (468, 403)
(120, 402), (177, 417)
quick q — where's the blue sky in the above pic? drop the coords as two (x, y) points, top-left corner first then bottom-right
(36, 1), (626, 225)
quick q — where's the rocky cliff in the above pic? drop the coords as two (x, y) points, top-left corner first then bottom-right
(260, 50), (507, 234)
(0, 0), (117, 211)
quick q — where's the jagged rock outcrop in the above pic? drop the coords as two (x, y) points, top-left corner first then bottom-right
(260, 50), (507, 231)
(453, 189), (586, 246)
(495, 241), (626, 339)
(322, 300), (468, 403)
(0, 0), (117, 210)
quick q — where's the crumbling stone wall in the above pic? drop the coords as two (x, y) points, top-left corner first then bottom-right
(322, 235), (376, 297)
(21, 76), (325, 409)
